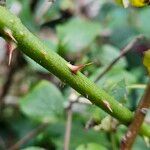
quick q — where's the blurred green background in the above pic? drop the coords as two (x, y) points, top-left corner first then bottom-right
(0, 0), (150, 150)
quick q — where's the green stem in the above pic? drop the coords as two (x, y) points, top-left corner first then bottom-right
(0, 6), (150, 137)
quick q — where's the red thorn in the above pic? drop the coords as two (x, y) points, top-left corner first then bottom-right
(4, 28), (17, 43)
(6, 41), (16, 66)
(9, 50), (13, 66)
(67, 63), (84, 74)
(67, 62), (93, 74)
(103, 100), (113, 112)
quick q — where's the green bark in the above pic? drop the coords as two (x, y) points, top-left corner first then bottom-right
(0, 6), (150, 137)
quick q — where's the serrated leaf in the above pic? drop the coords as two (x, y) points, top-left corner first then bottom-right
(19, 0), (38, 31)
(109, 79), (127, 102)
(48, 122), (110, 149)
(21, 147), (45, 150)
(19, 80), (65, 122)
(139, 8), (150, 37)
(133, 136), (150, 150)
(57, 17), (101, 53)
(97, 44), (127, 68)
(87, 105), (107, 121)
(76, 143), (107, 150)
(92, 67), (137, 90)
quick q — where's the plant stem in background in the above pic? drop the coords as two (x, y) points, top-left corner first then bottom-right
(0, 6), (150, 137)
(64, 105), (73, 150)
(94, 35), (145, 82)
(0, 51), (22, 110)
(120, 82), (150, 150)
(63, 35), (146, 149)
(8, 122), (49, 150)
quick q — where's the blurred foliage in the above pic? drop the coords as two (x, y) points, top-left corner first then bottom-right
(0, 0), (150, 150)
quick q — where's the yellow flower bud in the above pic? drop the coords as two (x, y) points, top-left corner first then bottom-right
(130, 0), (149, 7)
(115, 0), (149, 7)
(143, 49), (150, 75)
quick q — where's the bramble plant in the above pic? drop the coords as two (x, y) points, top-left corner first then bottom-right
(0, 1), (150, 150)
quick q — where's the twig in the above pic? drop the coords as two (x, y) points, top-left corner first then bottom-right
(120, 82), (150, 150)
(64, 105), (73, 150)
(0, 51), (20, 110)
(63, 94), (91, 149)
(0, 136), (6, 150)
(63, 35), (148, 148)
(8, 122), (49, 150)
(94, 35), (145, 82)
(63, 95), (81, 150)
(85, 35), (146, 129)
(0, 66), (14, 107)
(0, 50), (25, 111)
(0, 6), (150, 137)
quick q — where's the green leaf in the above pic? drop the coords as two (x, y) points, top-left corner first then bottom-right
(47, 122), (110, 149)
(96, 44), (127, 68)
(19, 0), (38, 32)
(57, 17), (101, 53)
(19, 80), (65, 122)
(35, 0), (61, 23)
(76, 143), (107, 150)
(60, 0), (74, 10)
(87, 105), (107, 121)
(133, 136), (150, 150)
(139, 8), (150, 38)
(108, 8), (129, 29)
(21, 147), (45, 150)
(92, 67), (137, 90)
(109, 79), (127, 102)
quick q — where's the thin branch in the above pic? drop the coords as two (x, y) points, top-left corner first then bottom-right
(63, 94), (92, 149)
(0, 50), (25, 111)
(120, 82), (150, 150)
(64, 34), (144, 144)
(8, 122), (49, 150)
(0, 65), (15, 107)
(63, 35), (147, 149)
(0, 6), (150, 137)
(84, 35), (146, 129)
(94, 35), (145, 82)
(63, 95), (81, 150)
(0, 136), (6, 150)
(64, 105), (73, 150)
(0, 51), (20, 110)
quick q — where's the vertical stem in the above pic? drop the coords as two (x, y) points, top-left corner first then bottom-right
(120, 82), (150, 150)
(64, 106), (73, 150)
(8, 123), (49, 150)
(94, 35), (144, 82)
